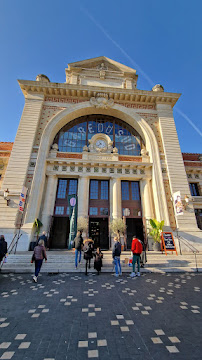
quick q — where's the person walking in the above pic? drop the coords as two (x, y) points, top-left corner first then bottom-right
(83, 238), (94, 275)
(31, 240), (47, 282)
(112, 237), (122, 277)
(37, 231), (48, 248)
(0, 235), (7, 263)
(73, 230), (83, 269)
(140, 239), (147, 268)
(94, 247), (103, 275)
(130, 235), (143, 277)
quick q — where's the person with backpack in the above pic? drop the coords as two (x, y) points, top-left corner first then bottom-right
(112, 237), (122, 277)
(31, 240), (47, 282)
(73, 230), (83, 269)
(83, 238), (94, 275)
(130, 235), (143, 277)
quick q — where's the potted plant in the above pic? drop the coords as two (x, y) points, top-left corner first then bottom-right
(109, 218), (126, 250)
(149, 219), (164, 251)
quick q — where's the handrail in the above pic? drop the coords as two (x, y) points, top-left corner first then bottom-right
(177, 235), (199, 253)
(176, 235), (199, 272)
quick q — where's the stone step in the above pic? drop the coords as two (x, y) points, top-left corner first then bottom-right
(1, 251), (201, 273)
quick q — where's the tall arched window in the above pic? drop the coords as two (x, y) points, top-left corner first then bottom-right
(53, 114), (143, 156)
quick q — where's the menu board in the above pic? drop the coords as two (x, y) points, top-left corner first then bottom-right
(161, 232), (177, 255)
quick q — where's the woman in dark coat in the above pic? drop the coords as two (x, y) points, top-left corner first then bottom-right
(0, 235), (7, 263)
(94, 247), (103, 275)
(83, 238), (94, 275)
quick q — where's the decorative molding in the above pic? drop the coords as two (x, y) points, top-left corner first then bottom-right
(57, 153), (82, 159)
(45, 97), (85, 104)
(0, 152), (11, 158)
(118, 156), (142, 162)
(90, 93), (114, 109)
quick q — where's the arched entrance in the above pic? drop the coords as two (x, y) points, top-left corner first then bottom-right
(49, 114), (145, 249)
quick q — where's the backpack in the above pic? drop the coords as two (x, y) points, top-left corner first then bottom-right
(115, 242), (121, 256)
(133, 238), (143, 255)
(84, 243), (93, 255)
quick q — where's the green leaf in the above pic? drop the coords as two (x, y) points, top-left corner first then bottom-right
(150, 219), (157, 229)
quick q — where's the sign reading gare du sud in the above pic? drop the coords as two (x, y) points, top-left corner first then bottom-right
(57, 120), (141, 153)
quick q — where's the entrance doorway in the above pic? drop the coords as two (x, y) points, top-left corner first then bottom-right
(126, 218), (144, 250)
(89, 218), (109, 249)
(50, 217), (70, 249)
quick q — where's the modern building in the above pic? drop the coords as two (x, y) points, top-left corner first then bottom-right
(0, 57), (201, 251)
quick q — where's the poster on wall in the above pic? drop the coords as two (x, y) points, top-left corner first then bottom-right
(173, 191), (183, 216)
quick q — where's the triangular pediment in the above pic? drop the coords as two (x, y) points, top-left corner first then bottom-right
(67, 56), (137, 74)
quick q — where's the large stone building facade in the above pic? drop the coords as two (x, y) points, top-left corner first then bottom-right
(0, 57), (201, 251)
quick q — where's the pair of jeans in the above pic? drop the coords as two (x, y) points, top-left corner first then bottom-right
(75, 249), (82, 268)
(35, 259), (43, 277)
(114, 256), (121, 275)
(132, 254), (140, 273)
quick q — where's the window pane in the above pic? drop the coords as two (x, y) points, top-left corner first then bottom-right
(190, 183), (199, 196)
(55, 206), (64, 215)
(89, 207), (98, 215)
(121, 181), (129, 200)
(57, 180), (67, 199)
(100, 208), (108, 215)
(131, 182), (140, 200)
(55, 116), (142, 155)
(101, 181), (108, 200)
(68, 179), (77, 195)
(90, 180), (98, 199)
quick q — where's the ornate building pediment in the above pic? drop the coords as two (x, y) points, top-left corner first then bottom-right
(65, 56), (138, 89)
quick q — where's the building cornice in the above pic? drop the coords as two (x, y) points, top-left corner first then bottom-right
(18, 80), (181, 107)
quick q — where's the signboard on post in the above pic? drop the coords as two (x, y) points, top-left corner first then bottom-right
(68, 194), (78, 250)
(161, 232), (177, 255)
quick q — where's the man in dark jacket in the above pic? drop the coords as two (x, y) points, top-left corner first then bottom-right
(37, 231), (48, 248)
(112, 237), (122, 277)
(83, 238), (94, 275)
(0, 235), (7, 263)
(73, 231), (83, 269)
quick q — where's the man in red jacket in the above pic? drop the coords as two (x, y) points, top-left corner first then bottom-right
(130, 235), (143, 277)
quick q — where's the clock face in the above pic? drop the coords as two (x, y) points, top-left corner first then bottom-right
(95, 139), (106, 149)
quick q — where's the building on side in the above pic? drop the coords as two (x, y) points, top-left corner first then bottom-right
(0, 56), (201, 251)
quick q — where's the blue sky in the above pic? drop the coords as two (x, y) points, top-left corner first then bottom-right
(0, 0), (201, 153)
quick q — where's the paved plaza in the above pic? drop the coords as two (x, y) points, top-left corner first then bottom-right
(0, 272), (202, 360)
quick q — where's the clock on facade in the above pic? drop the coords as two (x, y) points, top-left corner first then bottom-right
(95, 139), (107, 149)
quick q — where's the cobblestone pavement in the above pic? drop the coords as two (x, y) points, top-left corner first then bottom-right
(0, 272), (202, 360)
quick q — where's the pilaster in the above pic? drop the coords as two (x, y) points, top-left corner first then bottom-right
(140, 178), (154, 222)
(78, 176), (90, 218)
(157, 103), (198, 230)
(41, 175), (58, 232)
(0, 94), (44, 228)
(111, 177), (122, 219)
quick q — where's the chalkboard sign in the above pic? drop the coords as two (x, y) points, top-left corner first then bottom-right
(161, 232), (177, 255)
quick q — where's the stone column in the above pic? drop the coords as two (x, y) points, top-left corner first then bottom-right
(111, 177), (122, 219)
(41, 175), (58, 232)
(157, 103), (198, 231)
(78, 176), (89, 218)
(140, 178), (153, 222)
